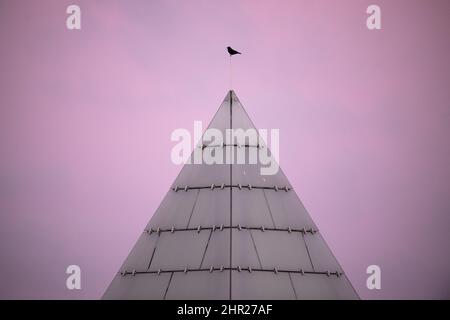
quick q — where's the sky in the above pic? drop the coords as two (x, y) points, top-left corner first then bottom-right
(0, 0), (449, 299)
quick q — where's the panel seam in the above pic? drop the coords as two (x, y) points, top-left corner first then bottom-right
(147, 235), (161, 270)
(302, 233), (315, 271)
(163, 272), (174, 300)
(199, 230), (213, 268)
(186, 189), (201, 228)
(262, 189), (277, 228)
(288, 273), (299, 300)
(249, 230), (263, 268)
(229, 90), (233, 300)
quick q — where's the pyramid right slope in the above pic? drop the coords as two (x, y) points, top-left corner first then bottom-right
(103, 91), (359, 300)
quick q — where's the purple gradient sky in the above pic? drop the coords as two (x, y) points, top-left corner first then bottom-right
(1, 0), (449, 299)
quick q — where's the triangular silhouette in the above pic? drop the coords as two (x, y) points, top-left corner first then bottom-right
(103, 91), (359, 300)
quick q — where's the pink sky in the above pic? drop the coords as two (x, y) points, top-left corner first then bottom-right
(0, 0), (449, 299)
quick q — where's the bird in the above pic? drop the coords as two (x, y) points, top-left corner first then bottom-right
(227, 46), (241, 55)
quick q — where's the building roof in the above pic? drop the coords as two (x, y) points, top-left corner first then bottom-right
(103, 91), (359, 300)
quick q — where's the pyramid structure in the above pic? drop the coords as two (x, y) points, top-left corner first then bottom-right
(103, 91), (359, 300)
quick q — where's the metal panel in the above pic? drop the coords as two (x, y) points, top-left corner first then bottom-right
(165, 271), (229, 300)
(251, 230), (313, 270)
(150, 230), (211, 270)
(231, 147), (265, 186)
(232, 229), (262, 268)
(231, 92), (274, 187)
(172, 92), (232, 187)
(264, 190), (316, 229)
(231, 92), (257, 132)
(230, 92), (292, 188)
(188, 188), (229, 228)
(202, 229), (261, 268)
(206, 91), (232, 132)
(232, 188), (274, 227)
(232, 271), (296, 300)
(120, 233), (158, 271)
(103, 273), (171, 300)
(304, 232), (343, 272)
(172, 160), (230, 187)
(200, 229), (229, 268)
(175, 144), (231, 186)
(232, 147), (292, 188)
(147, 190), (198, 229)
(290, 273), (359, 300)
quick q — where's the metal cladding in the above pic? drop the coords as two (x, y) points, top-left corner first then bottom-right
(103, 91), (359, 300)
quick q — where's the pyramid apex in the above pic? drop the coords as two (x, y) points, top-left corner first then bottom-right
(228, 89), (239, 100)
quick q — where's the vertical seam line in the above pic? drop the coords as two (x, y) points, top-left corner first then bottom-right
(288, 273), (299, 300)
(302, 233), (315, 271)
(147, 235), (160, 270)
(199, 230), (213, 268)
(163, 272), (174, 300)
(249, 230), (263, 268)
(262, 189), (277, 228)
(186, 188), (201, 228)
(229, 90), (233, 300)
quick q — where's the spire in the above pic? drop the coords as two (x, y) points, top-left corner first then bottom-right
(103, 91), (359, 300)
(227, 47), (241, 90)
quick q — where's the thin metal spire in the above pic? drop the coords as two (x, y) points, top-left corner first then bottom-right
(229, 55), (232, 90)
(227, 46), (241, 90)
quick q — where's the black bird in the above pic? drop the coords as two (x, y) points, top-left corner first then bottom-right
(227, 46), (241, 55)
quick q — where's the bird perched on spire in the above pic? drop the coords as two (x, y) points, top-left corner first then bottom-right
(227, 46), (241, 55)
